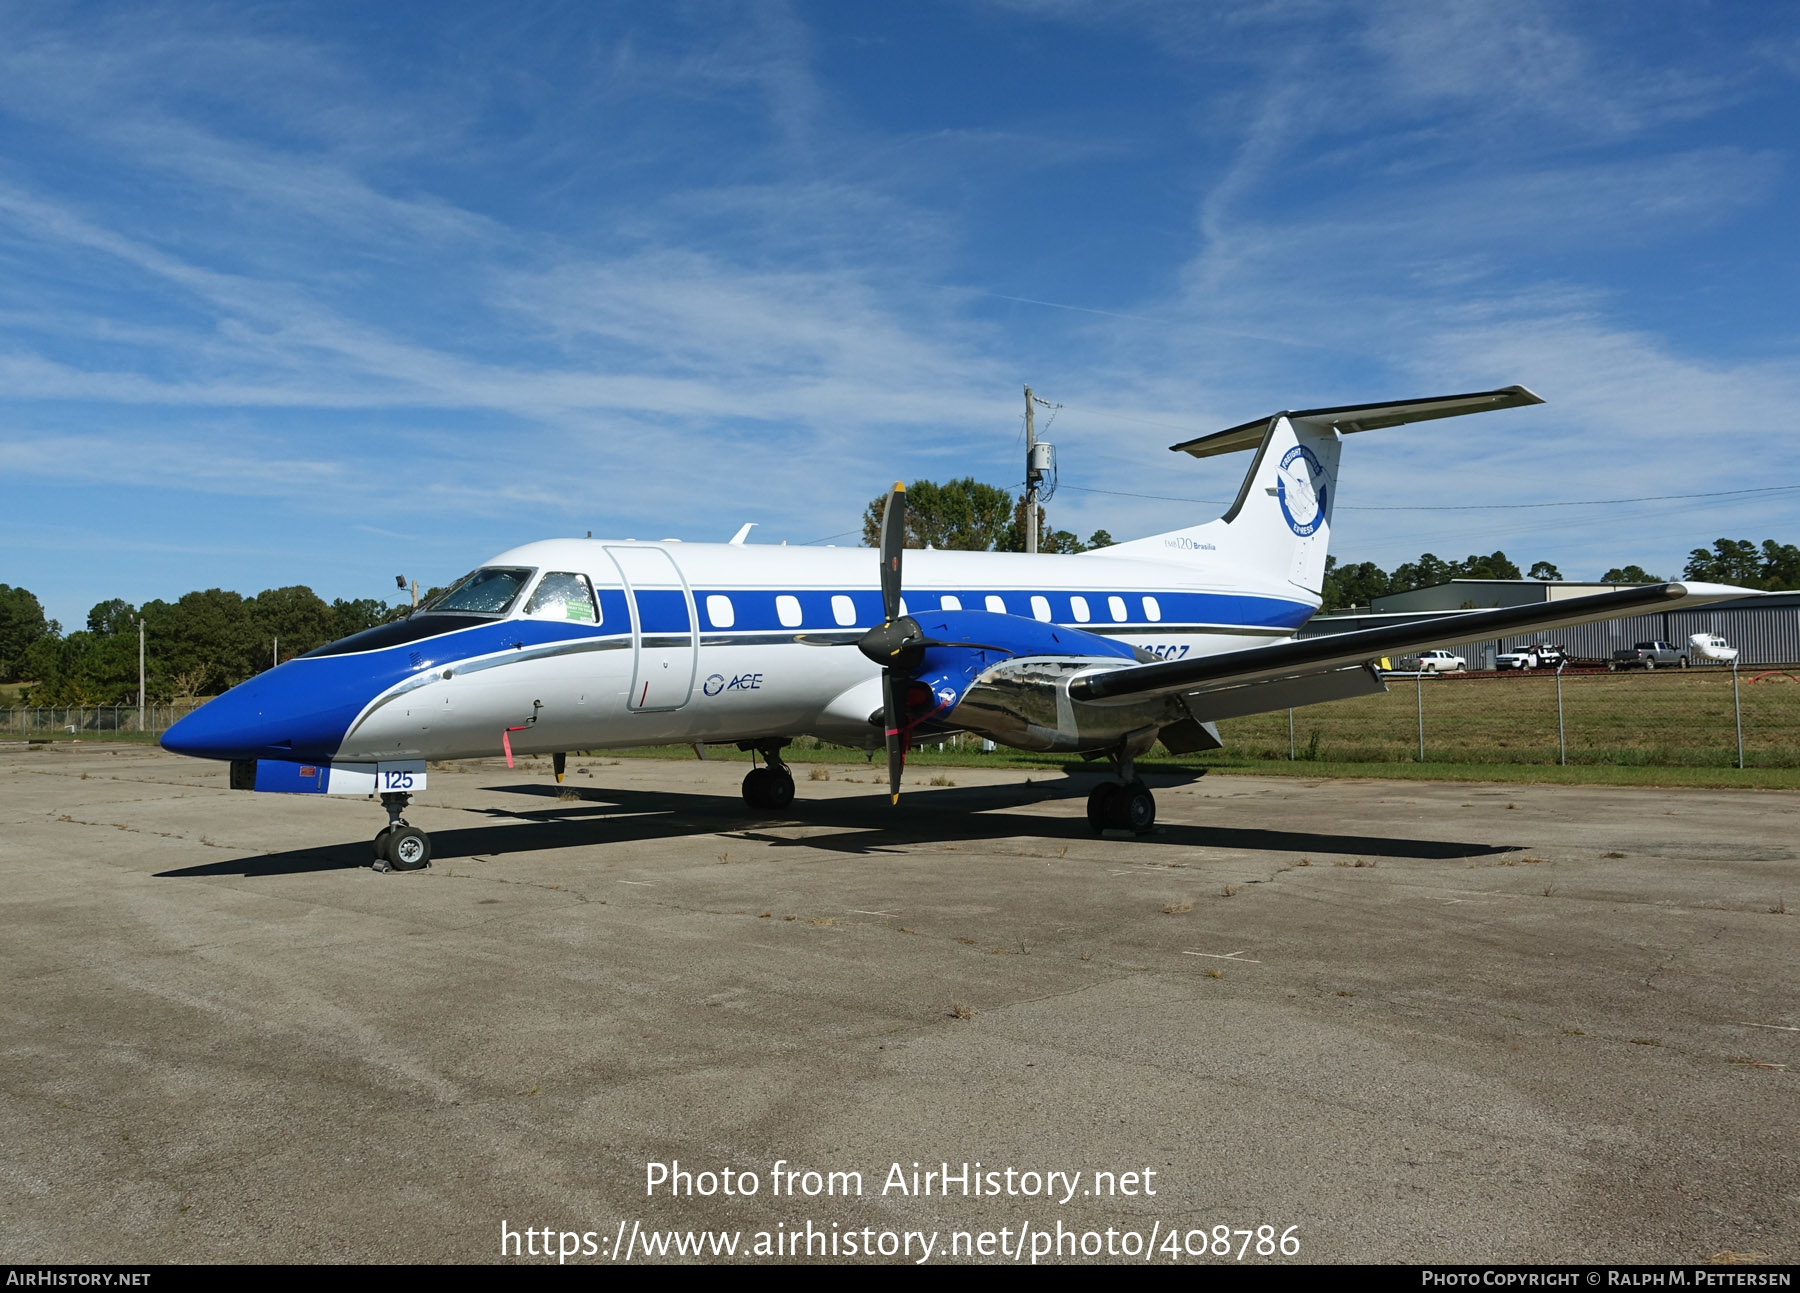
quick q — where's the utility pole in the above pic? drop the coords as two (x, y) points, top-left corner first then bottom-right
(137, 618), (145, 733)
(1022, 386), (1059, 554)
(272, 637), (279, 670)
(1024, 385), (1037, 555)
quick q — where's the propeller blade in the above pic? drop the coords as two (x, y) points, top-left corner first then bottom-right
(878, 481), (905, 624)
(883, 670), (907, 804)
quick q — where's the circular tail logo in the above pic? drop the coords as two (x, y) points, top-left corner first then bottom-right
(1276, 444), (1328, 537)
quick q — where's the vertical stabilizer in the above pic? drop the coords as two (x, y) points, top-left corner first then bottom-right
(1096, 386), (1543, 600)
(1102, 414), (1341, 597)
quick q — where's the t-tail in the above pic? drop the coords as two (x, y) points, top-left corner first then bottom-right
(1101, 386), (1545, 598)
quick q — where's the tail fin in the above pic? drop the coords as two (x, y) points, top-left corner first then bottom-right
(1100, 386), (1543, 598)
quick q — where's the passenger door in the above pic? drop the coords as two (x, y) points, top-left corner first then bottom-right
(605, 547), (697, 710)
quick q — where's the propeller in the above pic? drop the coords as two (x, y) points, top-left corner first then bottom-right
(865, 483), (911, 803)
(855, 481), (1007, 804)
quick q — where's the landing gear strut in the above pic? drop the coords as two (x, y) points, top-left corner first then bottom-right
(1086, 748), (1156, 835)
(371, 792), (431, 872)
(740, 742), (796, 812)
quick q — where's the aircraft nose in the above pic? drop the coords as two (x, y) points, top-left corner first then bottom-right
(160, 681), (272, 761)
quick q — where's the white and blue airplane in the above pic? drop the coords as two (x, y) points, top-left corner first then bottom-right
(162, 387), (1749, 870)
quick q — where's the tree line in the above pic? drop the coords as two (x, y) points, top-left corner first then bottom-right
(0, 585), (402, 705)
(1324, 538), (1800, 611)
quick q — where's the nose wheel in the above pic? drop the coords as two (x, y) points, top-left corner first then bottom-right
(371, 792), (431, 872)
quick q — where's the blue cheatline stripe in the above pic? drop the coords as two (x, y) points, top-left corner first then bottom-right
(685, 588), (1313, 633)
(165, 584), (1311, 764)
(631, 588), (692, 634)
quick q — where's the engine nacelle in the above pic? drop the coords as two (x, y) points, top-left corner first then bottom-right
(947, 656), (1189, 754)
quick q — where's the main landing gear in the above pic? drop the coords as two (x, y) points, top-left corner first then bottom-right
(371, 792), (431, 872)
(1086, 748), (1156, 835)
(740, 742), (796, 812)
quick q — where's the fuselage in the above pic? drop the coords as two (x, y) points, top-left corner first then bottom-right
(161, 538), (1317, 766)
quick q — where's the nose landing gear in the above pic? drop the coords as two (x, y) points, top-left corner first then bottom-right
(371, 792), (431, 872)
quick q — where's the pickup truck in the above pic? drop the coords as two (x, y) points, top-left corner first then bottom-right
(1497, 643), (1566, 670)
(1399, 649), (1466, 673)
(1610, 641), (1688, 670)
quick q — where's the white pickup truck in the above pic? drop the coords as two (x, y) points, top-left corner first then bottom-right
(1497, 643), (1566, 670)
(1411, 649), (1466, 673)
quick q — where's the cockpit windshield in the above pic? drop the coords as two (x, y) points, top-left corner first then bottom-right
(419, 567), (534, 616)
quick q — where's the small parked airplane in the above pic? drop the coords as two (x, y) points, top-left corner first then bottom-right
(162, 386), (1749, 870)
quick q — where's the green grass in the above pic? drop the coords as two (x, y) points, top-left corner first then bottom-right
(594, 670), (1800, 790)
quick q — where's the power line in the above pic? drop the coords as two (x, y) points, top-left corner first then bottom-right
(1043, 403), (1211, 436)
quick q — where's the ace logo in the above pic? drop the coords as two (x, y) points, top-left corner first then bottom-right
(703, 673), (764, 696)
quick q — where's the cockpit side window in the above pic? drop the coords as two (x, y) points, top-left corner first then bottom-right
(525, 572), (601, 624)
(421, 567), (534, 616)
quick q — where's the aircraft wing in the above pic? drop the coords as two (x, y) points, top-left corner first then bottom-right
(1066, 582), (1756, 708)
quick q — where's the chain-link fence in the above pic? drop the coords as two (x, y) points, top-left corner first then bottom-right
(1222, 667), (1800, 769)
(0, 703), (205, 738)
(8, 671), (1799, 769)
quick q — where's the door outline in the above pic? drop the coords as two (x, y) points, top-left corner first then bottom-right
(604, 546), (698, 711)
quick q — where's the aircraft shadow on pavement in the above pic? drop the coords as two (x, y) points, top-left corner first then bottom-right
(153, 772), (1517, 876)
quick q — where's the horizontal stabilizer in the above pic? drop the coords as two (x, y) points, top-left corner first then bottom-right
(1069, 582), (1756, 706)
(1171, 386), (1544, 459)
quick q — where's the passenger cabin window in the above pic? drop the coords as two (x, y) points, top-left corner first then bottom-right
(940, 595), (962, 610)
(831, 594), (857, 626)
(706, 594), (735, 628)
(1108, 595), (1128, 622)
(984, 595), (1006, 614)
(1142, 596), (1162, 622)
(422, 567), (534, 616)
(526, 572), (600, 623)
(776, 595), (803, 628)
(1070, 596), (1091, 623)
(1030, 595), (1052, 622)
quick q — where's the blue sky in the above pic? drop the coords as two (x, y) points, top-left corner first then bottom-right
(3, 0), (1797, 630)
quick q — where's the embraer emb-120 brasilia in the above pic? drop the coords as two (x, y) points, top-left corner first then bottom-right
(162, 387), (1751, 871)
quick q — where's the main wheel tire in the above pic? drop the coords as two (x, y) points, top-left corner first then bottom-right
(1678, 657), (1688, 668)
(764, 767), (795, 810)
(1086, 782), (1119, 833)
(1112, 780), (1156, 834)
(386, 826), (431, 871)
(1645, 660), (1656, 670)
(371, 827), (392, 861)
(741, 766), (771, 808)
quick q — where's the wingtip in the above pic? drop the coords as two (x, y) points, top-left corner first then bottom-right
(893, 481), (905, 493)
